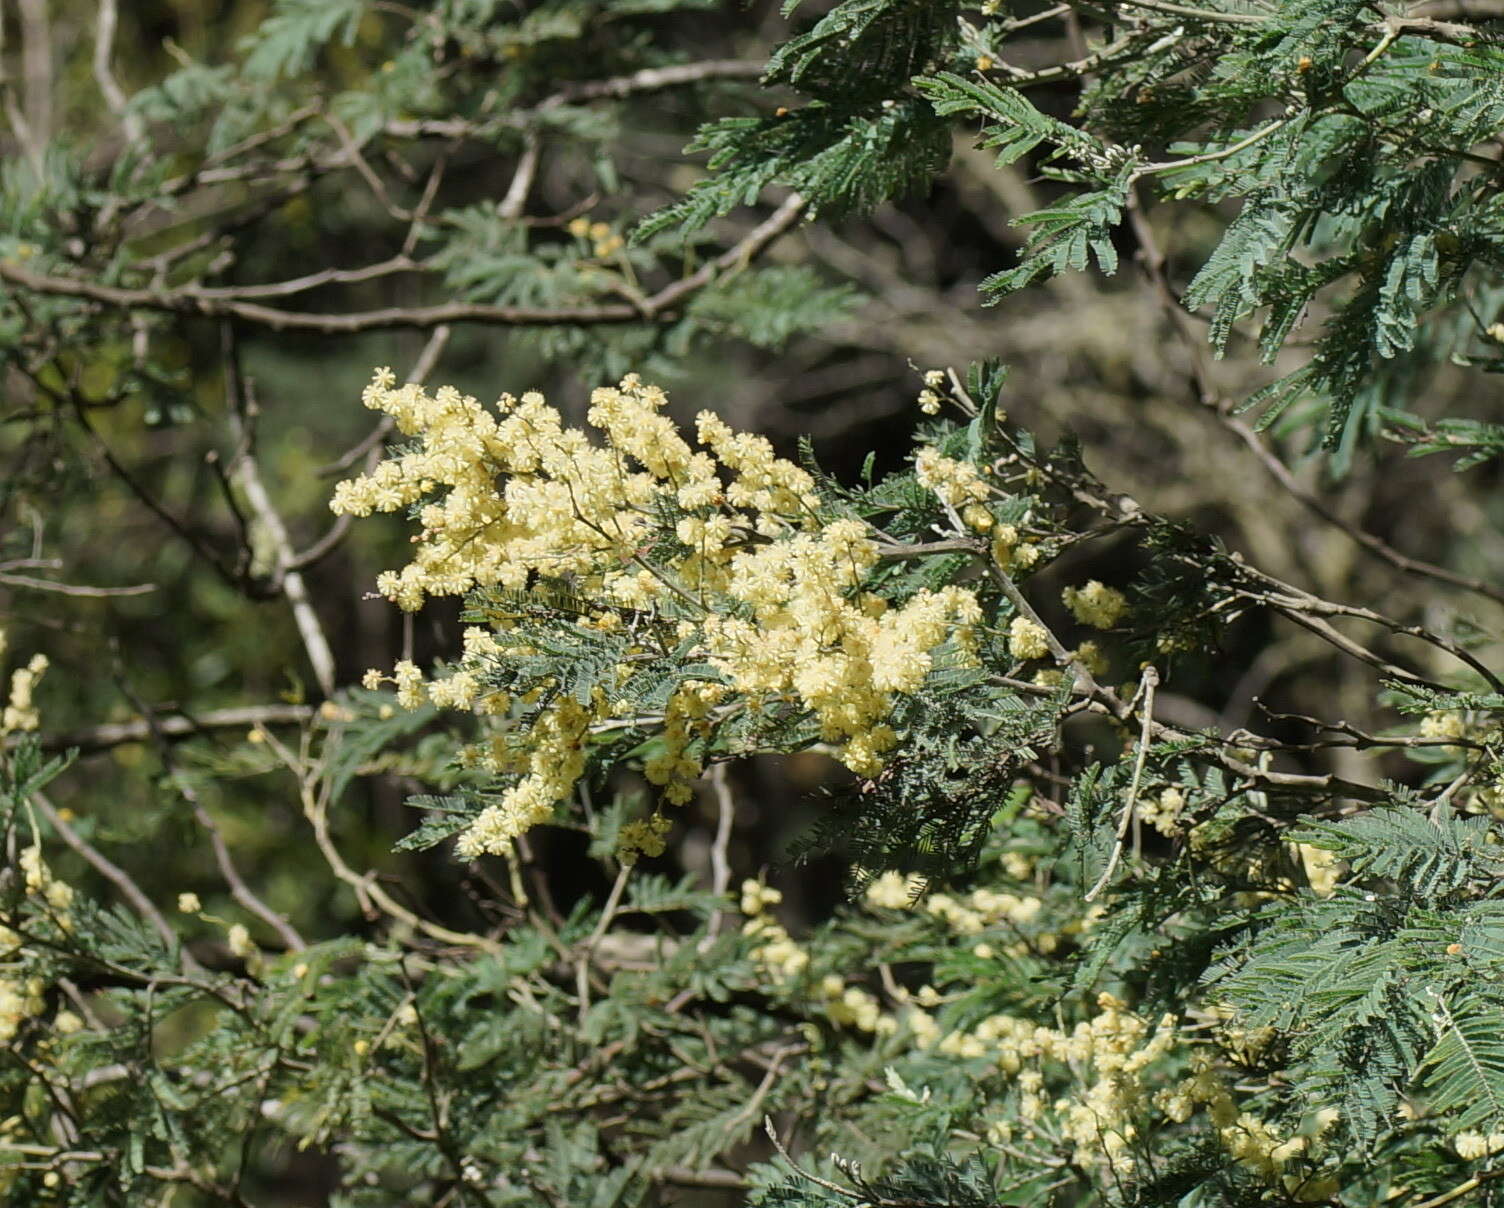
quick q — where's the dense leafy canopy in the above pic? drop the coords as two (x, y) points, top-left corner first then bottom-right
(3, 0), (1504, 1206)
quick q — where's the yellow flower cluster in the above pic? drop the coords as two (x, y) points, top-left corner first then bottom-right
(1419, 709), (1480, 762)
(644, 681), (726, 804)
(1049, 996), (1179, 1175)
(453, 696), (589, 861)
(864, 872), (1041, 933)
(948, 994), (1334, 1193)
(1420, 710), (1468, 743)
(884, 989), (1179, 1177)
(0, 847), (74, 1046)
(741, 878), (898, 1037)
(914, 447), (990, 508)
(1137, 786), (1185, 837)
(988, 523), (1041, 573)
(746, 869), (1352, 1190)
(1072, 640), (1108, 677)
(1454, 1131), (1504, 1160)
(705, 521), (981, 774)
(820, 974), (896, 1035)
(1155, 1050), (1340, 1197)
(0, 975), (43, 1047)
(336, 371), (986, 855)
(0, 628), (46, 736)
(19, 847), (74, 915)
(756, 864), (1349, 1192)
(332, 370), (704, 610)
(1062, 580), (1128, 629)
(617, 813), (673, 864)
(863, 870), (927, 909)
(740, 880), (809, 984)
(865, 869), (1104, 958)
(1008, 616), (1050, 660)
(929, 888), (1042, 932)
(567, 216), (624, 258)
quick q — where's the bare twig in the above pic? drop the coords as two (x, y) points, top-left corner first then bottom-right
(1222, 417), (1504, 609)
(0, 571), (154, 597)
(65, 393), (240, 589)
(14, 703), (313, 755)
(93, 0), (144, 146)
(386, 59), (766, 140)
(1085, 666), (1159, 902)
(17, 0), (52, 152)
(0, 11), (44, 177)
(703, 763), (736, 946)
(1236, 570), (1504, 692)
(498, 135), (540, 222)
(323, 110), (412, 222)
(652, 1167), (749, 1189)
(1116, 0), (1265, 24)
(0, 193), (806, 334)
(578, 866), (632, 1022)
(1407, 1168), (1504, 1208)
(189, 256), (422, 302)
(254, 722), (497, 952)
(545, 58), (764, 104)
(763, 1117), (862, 1201)
(221, 325), (337, 697)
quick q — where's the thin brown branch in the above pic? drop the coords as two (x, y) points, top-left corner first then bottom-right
(255, 722), (498, 952)
(68, 396), (241, 589)
(0, 571), (154, 597)
(17, 0), (52, 150)
(0, 190), (804, 332)
(1239, 571), (1504, 692)
(323, 110), (412, 222)
(1085, 666), (1159, 901)
(385, 59), (766, 140)
(13, 704), (313, 755)
(498, 135), (540, 222)
(652, 1167), (749, 1189)
(31, 791), (187, 961)
(0, 260), (639, 331)
(190, 256), (422, 302)
(1222, 417), (1504, 609)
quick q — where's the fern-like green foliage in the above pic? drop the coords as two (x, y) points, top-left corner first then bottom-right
(766, 0), (961, 102)
(637, 100), (951, 240)
(1208, 806), (1504, 1144)
(241, 0), (368, 82)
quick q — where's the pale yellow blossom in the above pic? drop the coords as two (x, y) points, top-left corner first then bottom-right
(1009, 616), (1050, 660)
(1062, 580), (1128, 629)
